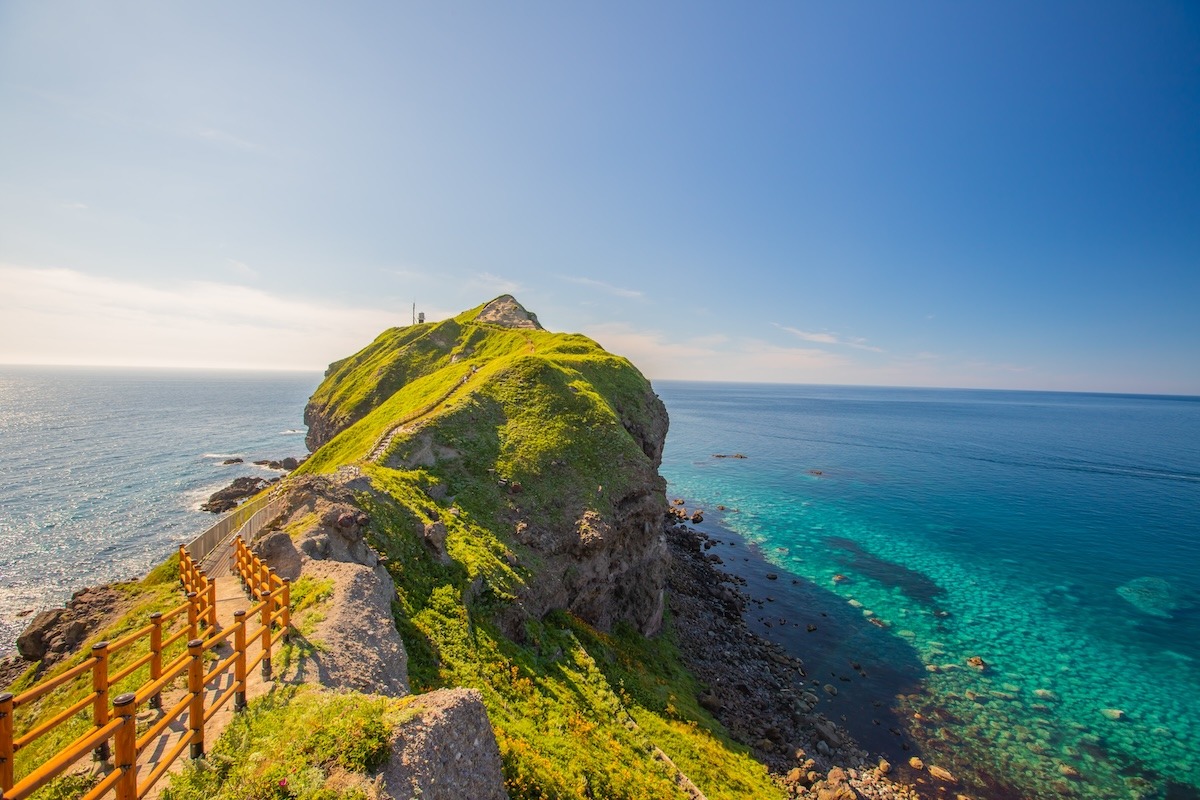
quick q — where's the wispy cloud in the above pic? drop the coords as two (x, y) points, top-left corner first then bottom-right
(564, 276), (644, 300)
(470, 272), (522, 296)
(775, 324), (885, 353)
(226, 259), (258, 279)
(0, 265), (404, 370)
(582, 323), (846, 382)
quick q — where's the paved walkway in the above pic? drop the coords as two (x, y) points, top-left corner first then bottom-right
(72, 570), (279, 799)
(138, 573), (273, 799)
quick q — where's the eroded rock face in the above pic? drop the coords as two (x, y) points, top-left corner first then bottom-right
(252, 475), (408, 696)
(378, 688), (509, 800)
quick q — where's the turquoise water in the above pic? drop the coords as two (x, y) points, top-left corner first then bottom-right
(657, 382), (1200, 800)
(4, 369), (1198, 796)
(0, 366), (319, 654)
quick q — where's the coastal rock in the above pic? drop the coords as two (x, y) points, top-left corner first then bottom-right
(814, 767), (859, 800)
(966, 656), (987, 670)
(200, 476), (270, 513)
(222, 457), (243, 465)
(928, 765), (955, 782)
(1100, 708), (1126, 721)
(908, 757), (924, 770)
(15, 586), (129, 669)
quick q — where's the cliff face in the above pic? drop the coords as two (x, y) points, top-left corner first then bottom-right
(298, 295), (670, 636)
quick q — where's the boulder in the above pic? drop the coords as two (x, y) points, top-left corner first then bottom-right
(378, 688), (508, 800)
(16, 609), (66, 661)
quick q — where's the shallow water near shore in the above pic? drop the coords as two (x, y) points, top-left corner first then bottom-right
(657, 381), (1200, 800)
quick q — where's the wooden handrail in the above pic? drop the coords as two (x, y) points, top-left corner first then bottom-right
(0, 536), (290, 800)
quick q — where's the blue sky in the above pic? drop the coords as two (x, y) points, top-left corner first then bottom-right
(2, 2), (1198, 393)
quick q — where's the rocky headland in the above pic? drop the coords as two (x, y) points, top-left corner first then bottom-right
(6, 296), (932, 800)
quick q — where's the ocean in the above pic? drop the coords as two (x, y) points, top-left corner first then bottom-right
(0, 366), (320, 654)
(656, 381), (1200, 800)
(2, 369), (1197, 798)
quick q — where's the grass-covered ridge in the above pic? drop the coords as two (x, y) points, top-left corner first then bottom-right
(292, 299), (781, 797)
(166, 298), (784, 798)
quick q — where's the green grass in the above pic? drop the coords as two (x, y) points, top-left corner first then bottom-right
(5, 552), (206, 798)
(162, 687), (406, 800)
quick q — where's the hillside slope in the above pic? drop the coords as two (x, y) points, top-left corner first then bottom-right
(274, 296), (784, 798)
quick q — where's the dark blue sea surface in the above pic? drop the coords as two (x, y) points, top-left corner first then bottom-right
(657, 381), (1200, 799)
(0, 366), (319, 653)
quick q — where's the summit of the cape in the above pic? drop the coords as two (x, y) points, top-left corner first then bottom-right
(474, 295), (544, 330)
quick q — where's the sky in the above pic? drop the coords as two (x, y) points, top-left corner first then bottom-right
(2, 2), (1198, 394)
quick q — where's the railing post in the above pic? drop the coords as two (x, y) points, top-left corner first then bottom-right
(207, 577), (218, 630)
(113, 692), (138, 800)
(260, 592), (273, 681)
(1, 691), (14, 793)
(186, 591), (199, 641)
(187, 639), (205, 759)
(149, 612), (163, 710)
(233, 610), (247, 711)
(179, 546), (191, 593)
(280, 578), (291, 643)
(259, 560), (269, 602)
(92, 641), (111, 761)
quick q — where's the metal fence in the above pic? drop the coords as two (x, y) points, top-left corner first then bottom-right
(185, 493), (285, 570)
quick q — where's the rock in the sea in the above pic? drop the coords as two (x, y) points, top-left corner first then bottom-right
(1101, 708), (1126, 721)
(966, 655), (987, 670)
(928, 765), (955, 782)
(1116, 576), (1182, 619)
(222, 457), (243, 464)
(908, 757), (924, 770)
(200, 476), (270, 513)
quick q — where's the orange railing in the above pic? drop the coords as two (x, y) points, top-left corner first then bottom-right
(1, 538), (289, 800)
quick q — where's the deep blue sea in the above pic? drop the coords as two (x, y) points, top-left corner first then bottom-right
(0, 366), (319, 654)
(3, 369), (1198, 798)
(657, 381), (1200, 800)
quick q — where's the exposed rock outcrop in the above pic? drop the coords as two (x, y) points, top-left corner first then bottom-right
(378, 688), (508, 800)
(473, 294), (543, 330)
(253, 474), (408, 696)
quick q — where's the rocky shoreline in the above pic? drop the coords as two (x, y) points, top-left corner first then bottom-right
(666, 519), (931, 799)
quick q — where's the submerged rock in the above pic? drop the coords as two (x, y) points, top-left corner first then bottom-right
(1116, 576), (1182, 619)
